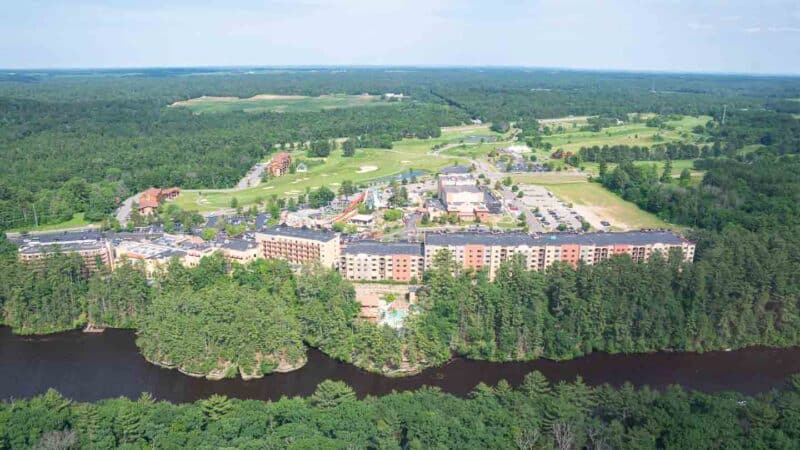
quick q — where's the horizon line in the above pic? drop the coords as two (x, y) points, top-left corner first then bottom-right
(2, 64), (800, 78)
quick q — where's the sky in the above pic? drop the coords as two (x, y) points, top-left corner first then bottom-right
(1, 0), (799, 74)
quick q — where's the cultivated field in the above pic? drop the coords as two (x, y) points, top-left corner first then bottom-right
(173, 125), (502, 211)
(169, 93), (388, 114)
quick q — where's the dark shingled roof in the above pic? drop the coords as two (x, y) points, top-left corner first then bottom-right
(258, 226), (337, 242)
(440, 165), (471, 175)
(344, 241), (422, 256)
(19, 240), (107, 254)
(220, 239), (257, 252)
(255, 213), (269, 231)
(424, 231), (690, 247)
(425, 232), (536, 247)
(535, 231), (689, 246)
(30, 231), (104, 243)
(441, 185), (483, 194)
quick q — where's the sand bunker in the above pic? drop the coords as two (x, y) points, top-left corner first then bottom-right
(357, 165), (379, 173)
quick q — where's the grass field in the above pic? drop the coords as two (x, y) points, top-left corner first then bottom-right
(8, 213), (92, 233)
(581, 159), (701, 178)
(174, 125), (502, 212)
(510, 173), (588, 185)
(545, 182), (674, 231)
(541, 115), (709, 153)
(169, 94), (390, 114)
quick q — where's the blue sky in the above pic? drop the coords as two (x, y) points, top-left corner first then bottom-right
(2, 0), (799, 74)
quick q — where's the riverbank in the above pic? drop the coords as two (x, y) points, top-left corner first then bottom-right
(2, 327), (799, 403)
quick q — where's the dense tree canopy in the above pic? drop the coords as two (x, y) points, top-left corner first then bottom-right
(4, 374), (800, 449)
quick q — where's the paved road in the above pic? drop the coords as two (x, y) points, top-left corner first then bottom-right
(116, 193), (140, 226)
(499, 188), (545, 233)
(237, 163), (267, 189)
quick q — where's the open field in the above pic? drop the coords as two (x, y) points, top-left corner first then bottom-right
(173, 125), (500, 212)
(545, 182), (674, 231)
(169, 93), (389, 114)
(538, 115), (710, 155)
(8, 213), (91, 233)
(581, 159), (701, 178)
(510, 173), (587, 185)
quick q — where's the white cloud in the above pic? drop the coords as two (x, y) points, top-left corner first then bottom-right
(744, 27), (762, 33)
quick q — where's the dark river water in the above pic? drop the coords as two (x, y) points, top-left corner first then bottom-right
(2, 326), (799, 403)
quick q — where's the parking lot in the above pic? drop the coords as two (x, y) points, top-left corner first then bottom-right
(516, 185), (584, 231)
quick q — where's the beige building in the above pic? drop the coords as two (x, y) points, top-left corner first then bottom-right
(341, 241), (424, 282)
(114, 240), (187, 277)
(219, 239), (260, 264)
(255, 226), (340, 269)
(17, 232), (114, 274)
(424, 231), (695, 280)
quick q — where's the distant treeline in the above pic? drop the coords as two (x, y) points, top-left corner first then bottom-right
(578, 143), (710, 162)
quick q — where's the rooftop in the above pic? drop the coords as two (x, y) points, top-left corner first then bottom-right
(344, 240), (422, 256)
(439, 165), (471, 175)
(19, 240), (108, 255)
(258, 225), (337, 242)
(441, 185), (483, 194)
(220, 239), (258, 252)
(425, 230), (691, 247)
(21, 230), (104, 244)
(536, 231), (690, 246)
(426, 232), (535, 247)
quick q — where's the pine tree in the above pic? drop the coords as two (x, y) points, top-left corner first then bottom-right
(309, 380), (356, 409)
(200, 394), (233, 422)
(660, 158), (673, 183)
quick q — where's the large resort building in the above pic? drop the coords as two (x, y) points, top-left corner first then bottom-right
(17, 232), (114, 274)
(15, 227), (695, 282)
(424, 230), (695, 280)
(340, 241), (425, 282)
(255, 226), (340, 269)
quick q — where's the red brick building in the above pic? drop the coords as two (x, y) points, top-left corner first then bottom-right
(268, 152), (292, 177)
(138, 187), (180, 215)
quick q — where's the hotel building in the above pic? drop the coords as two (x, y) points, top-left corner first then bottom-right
(340, 241), (424, 282)
(424, 231), (695, 280)
(255, 226), (340, 269)
(17, 232), (114, 274)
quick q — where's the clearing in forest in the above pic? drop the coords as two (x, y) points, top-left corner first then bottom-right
(169, 93), (388, 114)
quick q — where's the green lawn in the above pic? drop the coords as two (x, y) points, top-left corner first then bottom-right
(510, 173), (588, 185)
(540, 115), (710, 154)
(545, 182), (675, 231)
(581, 159), (701, 178)
(169, 94), (392, 114)
(174, 126), (501, 212)
(8, 212), (92, 233)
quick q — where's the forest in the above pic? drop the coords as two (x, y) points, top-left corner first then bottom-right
(3, 374), (800, 449)
(3, 68), (800, 229)
(3, 68), (800, 447)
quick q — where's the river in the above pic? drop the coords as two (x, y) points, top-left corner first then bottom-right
(2, 327), (798, 403)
